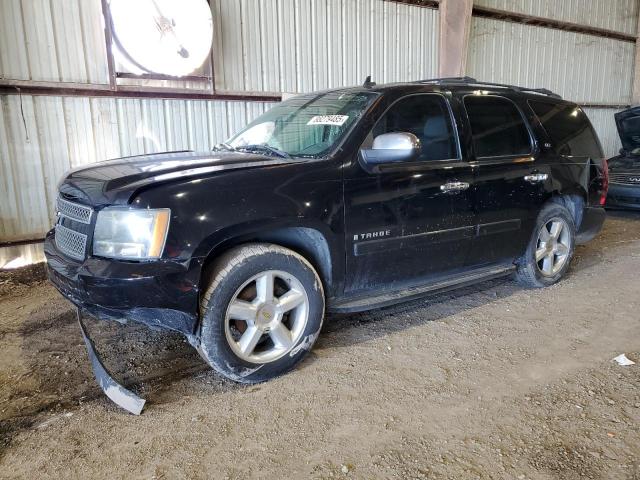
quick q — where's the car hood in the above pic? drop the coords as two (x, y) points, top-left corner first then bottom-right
(615, 106), (640, 154)
(59, 150), (298, 205)
(608, 154), (640, 171)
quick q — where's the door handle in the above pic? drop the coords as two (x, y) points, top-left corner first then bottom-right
(524, 173), (548, 183)
(440, 181), (470, 193)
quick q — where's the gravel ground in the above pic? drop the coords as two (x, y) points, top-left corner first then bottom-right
(0, 211), (639, 479)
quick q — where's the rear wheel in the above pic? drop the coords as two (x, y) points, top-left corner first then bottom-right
(516, 202), (576, 288)
(198, 244), (325, 383)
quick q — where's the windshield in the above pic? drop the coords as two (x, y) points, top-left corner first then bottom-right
(225, 91), (379, 158)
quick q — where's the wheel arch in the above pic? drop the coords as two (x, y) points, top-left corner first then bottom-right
(549, 192), (585, 230)
(546, 160), (592, 229)
(198, 224), (338, 303)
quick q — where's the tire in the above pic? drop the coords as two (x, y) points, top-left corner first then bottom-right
(516, 202), (576, 288)
(198, 243), (325, 383)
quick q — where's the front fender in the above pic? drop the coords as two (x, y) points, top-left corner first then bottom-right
(193, 218), (343, 297)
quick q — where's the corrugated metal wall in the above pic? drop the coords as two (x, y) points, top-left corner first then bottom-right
(0, 0), (440, 91)
(467, 13), (635, 158)
(0, 94), (274, 242)
(473, 0), (639, 35)
(583, 107), (624, 158)
(0, 0), (108, 83)
(467, 18), (635, 105)
(213, 0), (440, 93)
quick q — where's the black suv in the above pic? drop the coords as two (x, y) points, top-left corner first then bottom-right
(46, 77), (608, 389)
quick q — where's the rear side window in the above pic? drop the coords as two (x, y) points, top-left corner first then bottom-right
(371, 95), (458, 161)
(529, 101), (603, 158)
(464, 96), (532, 158)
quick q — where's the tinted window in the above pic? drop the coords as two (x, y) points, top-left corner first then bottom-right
(529, 101), (603, 158)
(464, 96), (531, 157)
(371, 95), (458, 161)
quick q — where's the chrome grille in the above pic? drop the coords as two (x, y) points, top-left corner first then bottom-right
(55, 224), (88, 261)
(57, 196), (93, 224)
(609, 172), (640, 186)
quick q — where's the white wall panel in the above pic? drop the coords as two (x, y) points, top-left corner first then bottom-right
(1, 0), (439, 92)
(0, 243), (45, 269)
(260, 0), (281, 92)
(90, 98), (121, 162)
(51, 0), (87, 82)
(214, 0), (440, 93)
(583, 107), (623, 159)
(78, 0), (111, 84)
(22, 0), (59, 82)
(473, 0), (639, 35)
(0, 95), (276, 242)
(33, 96), (70, 215)
(0, 95), (50, 241)
(0, 0), (30, 79)
(0, 0), (109, 83)
(467, 17), (635, 105)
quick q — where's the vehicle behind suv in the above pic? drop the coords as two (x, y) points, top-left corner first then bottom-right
(45, 77), (608, 411)
(607, 106), (640, 209)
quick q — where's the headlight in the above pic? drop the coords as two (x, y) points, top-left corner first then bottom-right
(93, 208), (171, 260)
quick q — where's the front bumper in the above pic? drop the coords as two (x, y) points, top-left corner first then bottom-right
(606, 183), (640, 210)
(78, 309), (146, 414)
(44, 230), (201, 341)
(576, 206), (606, 244)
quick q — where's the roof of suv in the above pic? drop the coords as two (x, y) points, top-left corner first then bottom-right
(333, 76), (570, 104)
(414, 76), (561, 99)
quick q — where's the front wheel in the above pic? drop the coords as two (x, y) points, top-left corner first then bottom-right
(516, 202), (576, 288)
(198, 244), (325, 383)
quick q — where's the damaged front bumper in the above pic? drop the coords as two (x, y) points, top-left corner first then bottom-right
(45, 230), (202, 344)
(45, 231), (208, 413)
(77, 309), (146, 415)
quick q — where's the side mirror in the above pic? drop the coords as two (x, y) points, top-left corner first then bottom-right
(360, 132), (421, 170)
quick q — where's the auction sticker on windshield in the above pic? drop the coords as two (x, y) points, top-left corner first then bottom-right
(307, 115), (349, 126)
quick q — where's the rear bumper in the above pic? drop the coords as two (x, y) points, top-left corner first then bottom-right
(606, 183), (640, 210)
(576, 207), (605, 244)
(44, 230), (201, 341)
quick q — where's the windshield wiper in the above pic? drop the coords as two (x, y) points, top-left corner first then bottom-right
(212, 142), (235, 152)
(235, 144), (291, 159)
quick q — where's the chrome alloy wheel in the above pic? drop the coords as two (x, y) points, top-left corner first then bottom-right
(535, 217), (571, 277)
(224, 270), (309, 363)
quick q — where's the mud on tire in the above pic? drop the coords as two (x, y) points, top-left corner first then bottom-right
(516, 202), (576, 288)
(198, 243), (325, 383)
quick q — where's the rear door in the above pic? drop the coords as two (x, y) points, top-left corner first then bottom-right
(461, 94), (549, 267)
(343, 93), (475, 293)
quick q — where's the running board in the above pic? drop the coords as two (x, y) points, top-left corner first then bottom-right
(329, 265), (515, 313)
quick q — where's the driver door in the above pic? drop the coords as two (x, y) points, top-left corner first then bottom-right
(343, 94), (475, 293)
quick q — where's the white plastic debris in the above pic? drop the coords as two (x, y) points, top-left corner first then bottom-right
(613, 354), (635, 366)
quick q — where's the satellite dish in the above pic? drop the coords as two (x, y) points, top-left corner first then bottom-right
(109, 0), (213, 77)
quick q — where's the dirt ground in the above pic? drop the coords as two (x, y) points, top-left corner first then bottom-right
(0, 211), (639, 480)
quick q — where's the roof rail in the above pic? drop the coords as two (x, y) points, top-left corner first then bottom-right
(418, 76), (478, 84)
(416, 77), (562, 100)
(522, 87), (562, 99)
